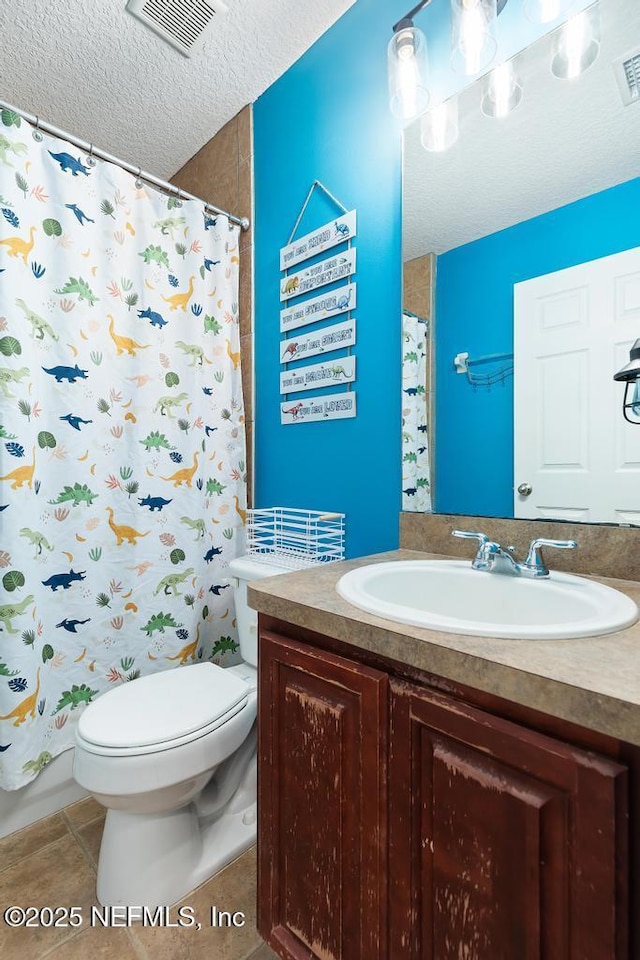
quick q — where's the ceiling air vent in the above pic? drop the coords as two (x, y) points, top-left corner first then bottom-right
(126, 0), (228, 58)
(613, 50), (640, 107)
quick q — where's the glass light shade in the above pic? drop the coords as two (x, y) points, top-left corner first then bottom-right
(388, 24), (430, 122)
(421, 98), (459, 152)
(551, 3), (600, 79)
(481, 59), (523, 117)
(613, 339), (640, 423)
(621, 380), (640, 424)
(451, 0), (498, 76)
(523, 0), (574, 24)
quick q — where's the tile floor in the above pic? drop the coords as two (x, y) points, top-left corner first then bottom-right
(0, 797), (279, 960)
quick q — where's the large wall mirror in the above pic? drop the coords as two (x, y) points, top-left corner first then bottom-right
(402, 0), (640, 524)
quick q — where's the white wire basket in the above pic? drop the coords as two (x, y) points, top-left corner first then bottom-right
(246, 507), (345, 570)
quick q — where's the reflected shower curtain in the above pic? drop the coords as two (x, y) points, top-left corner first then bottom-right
(402, 310), (432, 511)
(0, 118), (246, 788)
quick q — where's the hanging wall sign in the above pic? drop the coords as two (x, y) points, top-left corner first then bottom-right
(279, 210), (357, 270)
(280, 249), (356, 302)
(280, 356), (356, 395)
(280, 318), (357, 364)
(281, 391), (357, 425)
(278, 183), (357, 426)
(280, 283), (356, 333)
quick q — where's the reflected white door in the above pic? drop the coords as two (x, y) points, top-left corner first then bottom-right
(514, 246), (640, 522)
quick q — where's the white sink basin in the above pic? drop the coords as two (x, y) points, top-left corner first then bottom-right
(336, 560), (638, 640)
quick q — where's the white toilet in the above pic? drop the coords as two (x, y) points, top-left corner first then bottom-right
(73, 556), (287, 907)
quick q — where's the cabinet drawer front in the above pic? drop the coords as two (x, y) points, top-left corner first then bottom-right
(389, 680), (628, 960)
(259, 631), (388, 960)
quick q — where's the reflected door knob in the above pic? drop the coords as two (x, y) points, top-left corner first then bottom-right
(517, 483), (533, 497)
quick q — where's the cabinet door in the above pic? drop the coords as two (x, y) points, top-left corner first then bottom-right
(258, 630), (387, 960)
(389, 679), (628, 960)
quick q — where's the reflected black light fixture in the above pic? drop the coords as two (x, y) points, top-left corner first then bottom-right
(613, 340), (640, 424)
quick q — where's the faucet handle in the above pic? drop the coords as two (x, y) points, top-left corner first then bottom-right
(451, 530), (489, 545)
(451, 531), (494, 567)
(524, 537), (578, 575)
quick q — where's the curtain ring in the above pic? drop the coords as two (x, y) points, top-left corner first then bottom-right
(86, 143), (96, 167)
(174, 188), (182, 208)
(134, 166), (143, 189)
(32, 116), (43, 142)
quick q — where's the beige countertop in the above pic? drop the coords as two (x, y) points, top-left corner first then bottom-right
(248, 549), (640, 746)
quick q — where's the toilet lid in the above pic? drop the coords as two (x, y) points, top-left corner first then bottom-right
(77, 662), (249, 749)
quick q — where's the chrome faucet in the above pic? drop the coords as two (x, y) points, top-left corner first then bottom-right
(452, 530), (577, 578)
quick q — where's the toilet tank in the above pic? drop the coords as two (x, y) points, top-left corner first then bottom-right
(227, 556), (290, 667)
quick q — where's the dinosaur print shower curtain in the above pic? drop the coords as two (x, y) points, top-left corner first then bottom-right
(0, 117), (246, 789)
(402, 310), (431, 511)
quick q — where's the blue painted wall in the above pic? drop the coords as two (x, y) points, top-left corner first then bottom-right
(253, 0), (408, 559)
(435, 176), (640, 518)
(253, 0), (597, 558)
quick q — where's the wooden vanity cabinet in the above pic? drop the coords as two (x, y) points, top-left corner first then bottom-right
(258, 629), (388, 960)
(389, 678), (628, 960)
(258, 622), (630, 960)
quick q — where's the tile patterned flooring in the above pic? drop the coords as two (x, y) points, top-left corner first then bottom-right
(0, 797), (279, 960)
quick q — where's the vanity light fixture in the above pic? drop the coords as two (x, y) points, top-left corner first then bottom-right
(481, 57), (523, 116)
(551, 2), (601, 79)
(451, 0), (498, 75)
(388, 0), (510, 122)
(388, 2), (432, 121)
(523, 0), (574, 25)
(421, 96), (460, 150)
(391, 0), (599, 140)
(613, 339), (640, 425)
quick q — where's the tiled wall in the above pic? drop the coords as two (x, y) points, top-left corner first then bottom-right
(403, 252), (434, 321)
(171, 105), (254, 504)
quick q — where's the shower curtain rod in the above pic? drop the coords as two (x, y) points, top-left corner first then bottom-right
(0, 98), (250, 231)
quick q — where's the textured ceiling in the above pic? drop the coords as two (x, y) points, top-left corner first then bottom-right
(403, 0), (640, 258)
(0, 0), (355, 180)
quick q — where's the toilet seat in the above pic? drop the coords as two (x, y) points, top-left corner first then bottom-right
(77, 662), (250, 757)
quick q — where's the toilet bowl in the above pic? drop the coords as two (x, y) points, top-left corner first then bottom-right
(73, 556), (287, 907)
